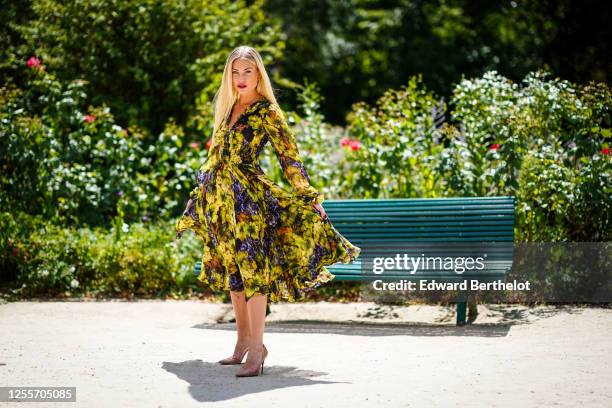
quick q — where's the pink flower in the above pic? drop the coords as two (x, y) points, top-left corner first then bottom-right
(601, 147), (610, 155)
(189, 142), (200, 149)
(340, 136), (351, 147)
(27, 56), (41, 69)
(350, 139), (360, 151)
(205, 139), (212, 150)
(489, 143), (500, 151)
(83, 114), (96, 123)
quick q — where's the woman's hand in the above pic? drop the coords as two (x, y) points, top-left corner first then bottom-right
(313, 203), (328, 220)
(182, 198), (194, 216)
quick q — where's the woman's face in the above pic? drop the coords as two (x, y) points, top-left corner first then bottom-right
(232, 59), (259, 97)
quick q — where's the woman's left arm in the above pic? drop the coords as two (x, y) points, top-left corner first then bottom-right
(263, 103), (325, 207)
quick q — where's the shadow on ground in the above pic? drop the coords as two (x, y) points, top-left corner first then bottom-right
(214, 303), (585, 330)
(194, 320), (512, 337)
(162, 359), (347, 402)
(484, 304), (586, 324)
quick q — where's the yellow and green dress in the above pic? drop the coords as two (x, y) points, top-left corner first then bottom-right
(175, 97), (361, 302)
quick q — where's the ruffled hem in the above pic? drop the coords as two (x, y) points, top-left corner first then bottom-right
(196, 241), (361, 303)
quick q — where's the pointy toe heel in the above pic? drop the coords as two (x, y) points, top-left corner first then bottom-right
(235, 344), (268, 377)
(218, 347), (249, 365)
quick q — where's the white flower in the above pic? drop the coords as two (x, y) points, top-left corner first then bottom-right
(70, 279), (79, 288)
(122, 223), (129, 233)
(41, 269), (49, 277)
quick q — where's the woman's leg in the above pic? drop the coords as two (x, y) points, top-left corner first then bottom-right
(228, 290), (251, 356)
(245, 293), (267, 349)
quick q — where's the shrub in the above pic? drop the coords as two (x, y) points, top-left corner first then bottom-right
(0, 68), (204, 226)
(344, 74), (446, 198)
(0, 210), (202, 299)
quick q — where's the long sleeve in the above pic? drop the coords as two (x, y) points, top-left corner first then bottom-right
(262, 103), (325, 205)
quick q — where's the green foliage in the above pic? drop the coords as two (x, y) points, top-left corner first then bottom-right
(0, 0), (36, 90)
(344, 74), (446, 198)
(264, 0), (612, 125)
(12, 0), (282, 137)
(339, 69), (610, 241)
(263, 70), (611, 242)
(0, 210), (202, 299)
(0, 68), (204, 227)
(443, 70), (611, 241)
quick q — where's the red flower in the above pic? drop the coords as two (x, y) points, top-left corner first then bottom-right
(350, 139), (361, 151)
(83, 114), (96, 123)
(601, 147), (610, 155)
(27, 56), (41, 69)
(340, 136), (351, 147)
(205, 139), (212, 150)
(489, 143), (500, 151)
(189, 142), (200, 149)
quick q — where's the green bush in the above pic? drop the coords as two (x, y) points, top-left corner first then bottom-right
(443, 70), (611, 241)
(0, 68), (206, 226)
(0, 210), (202, 299)
(344, 74), (446, 198)
(13, 0), (283, 138)
(339, 69), (610, 241)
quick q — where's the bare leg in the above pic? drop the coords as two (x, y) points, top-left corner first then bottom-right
(245, 293), (267, 349)
(218, 290), (251, 363)
(230, 290), (251, 352)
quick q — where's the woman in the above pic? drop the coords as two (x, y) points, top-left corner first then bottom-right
(175, 45), (361, 377)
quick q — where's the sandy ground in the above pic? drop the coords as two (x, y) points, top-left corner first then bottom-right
(0, 299), (610, 407)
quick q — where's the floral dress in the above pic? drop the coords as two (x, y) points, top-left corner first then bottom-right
(175, 97), (361, 302)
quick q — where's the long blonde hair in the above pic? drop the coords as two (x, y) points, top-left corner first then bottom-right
(209, 46), (278, 149)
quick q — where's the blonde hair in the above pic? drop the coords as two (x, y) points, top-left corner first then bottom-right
(209, 46), (278, 149)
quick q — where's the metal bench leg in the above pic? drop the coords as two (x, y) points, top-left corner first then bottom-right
(456, 291), (467, 326)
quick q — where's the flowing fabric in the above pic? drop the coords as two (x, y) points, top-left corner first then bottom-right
(175, 98), (361, 302)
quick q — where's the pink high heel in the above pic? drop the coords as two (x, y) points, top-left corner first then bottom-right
(218, 343), (249, 365)
(235, 344), (268, 377)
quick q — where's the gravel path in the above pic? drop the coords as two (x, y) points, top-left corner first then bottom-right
(1, 300), (610, 407)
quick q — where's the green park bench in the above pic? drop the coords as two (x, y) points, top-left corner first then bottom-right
(195, 196), (516, 326)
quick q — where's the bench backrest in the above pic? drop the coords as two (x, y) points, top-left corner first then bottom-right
(323, 196), (516, 281)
